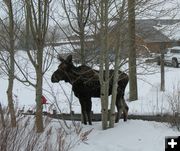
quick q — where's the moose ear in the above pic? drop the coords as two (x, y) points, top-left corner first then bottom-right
(66, 55), (72, 63)
(58, 55), (64, 62)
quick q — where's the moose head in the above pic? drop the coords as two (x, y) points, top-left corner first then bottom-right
(51, 55), (73, 83)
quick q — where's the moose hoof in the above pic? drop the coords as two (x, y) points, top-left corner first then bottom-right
(123, 114), (128, 122)
(115, 119), (119, 123)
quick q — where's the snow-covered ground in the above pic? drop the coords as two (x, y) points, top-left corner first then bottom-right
(0, 51), (180, 151)
(3, 115), (179, 151)
(74, 120), (180, 151)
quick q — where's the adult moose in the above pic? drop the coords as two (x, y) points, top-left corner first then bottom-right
(51, 55), (129, 125)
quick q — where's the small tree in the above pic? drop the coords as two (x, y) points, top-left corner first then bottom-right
(24, 0), (52, 133)
(62, 0), (91, 65)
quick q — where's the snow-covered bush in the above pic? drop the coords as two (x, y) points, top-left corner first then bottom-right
(0, 109), (92, 151)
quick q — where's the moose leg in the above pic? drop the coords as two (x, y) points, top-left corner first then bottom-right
(86, 98), (92, 125)
(123, 100), (129, 122)
(116, 97), (129, 122)
(79, 99), (87, 125)
(115, 94), (123, 123)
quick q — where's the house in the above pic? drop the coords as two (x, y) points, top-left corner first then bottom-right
(107, 19), (180, 57)
(50, 19), (180, 62)
(135, 19), (180, 54)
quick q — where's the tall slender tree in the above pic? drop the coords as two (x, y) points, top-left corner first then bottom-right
(99, 0), (109, 130)
(128, 0), (138, 101)
(109, 0), (126, 128)
(3, 0), (16, 127)
(24, 0), (52, 133)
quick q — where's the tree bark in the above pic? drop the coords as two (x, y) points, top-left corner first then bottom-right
(0, 103), (5, 128)
(35, 65), (44, 133)
(160, 44), (165, 91)
(128, 0), (138, 101)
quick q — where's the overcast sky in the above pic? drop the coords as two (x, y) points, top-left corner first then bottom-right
(0, 0), (180, 26)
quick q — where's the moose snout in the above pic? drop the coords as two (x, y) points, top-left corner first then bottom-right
(51, 74), (59, 83)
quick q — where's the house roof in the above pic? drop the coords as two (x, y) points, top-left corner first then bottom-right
(135, 19), (180, 43)
(154, 22), (180, 41)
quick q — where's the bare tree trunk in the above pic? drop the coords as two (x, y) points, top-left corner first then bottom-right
(99, 0), (109, 130)
(0, 103), (5, 128)
(109, 30), (122, 128)
(160, 44), (165, 91)
(79, 1), (86, 65)
(128, 0), (138, 101)
(35, 70), (43, 132)
(7, 75), (16, 127)
(4, 0), (16, 127)
(109, 0), (126, 128)
(79, 30), (85, 65)
(109, 51), (120, 128)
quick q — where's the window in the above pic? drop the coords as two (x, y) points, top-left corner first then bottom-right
(170, 49), (180, 53)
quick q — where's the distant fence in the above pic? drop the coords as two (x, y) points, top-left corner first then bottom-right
(23, 111), (180, 123)
(49, 113), (179, 123)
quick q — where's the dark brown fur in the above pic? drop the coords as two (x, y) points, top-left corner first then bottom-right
(51, 55), (129, 125)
